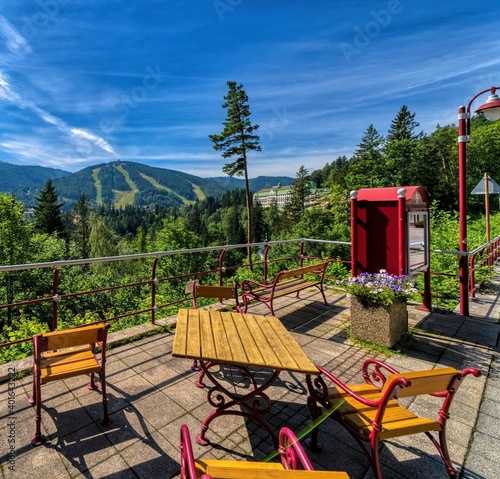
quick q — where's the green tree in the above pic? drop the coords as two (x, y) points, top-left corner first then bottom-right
(33, 179), (66, 237)
(72, 194), (91, 259)
(0, 194), (32, 324)
(89, 214), (119, 259)
(345, 124), (385, 190)
(209, 81), (261, 268)
(283, 166), (310, 228)
(384, 106), (422, 186)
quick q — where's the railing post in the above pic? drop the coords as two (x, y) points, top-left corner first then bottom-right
(469, 253), (476, 299)
(299, 241), (304, 268)
(263, 244), (271, 284)
(350, 190), (358, 277)
(151, 257), (159, 325)
(218, 249), (227, 286)
(51, 267), (60, 331)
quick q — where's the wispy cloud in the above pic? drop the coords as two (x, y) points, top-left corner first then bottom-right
(0, 15), (31, 58)
(0, 72), (116, 157)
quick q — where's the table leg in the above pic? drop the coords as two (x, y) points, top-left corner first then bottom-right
(195, 361), (280, 448)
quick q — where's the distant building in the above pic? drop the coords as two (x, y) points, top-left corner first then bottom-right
(253, 182), (331, 210)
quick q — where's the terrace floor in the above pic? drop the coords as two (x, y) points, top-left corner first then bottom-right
(1, 266), (499, 479)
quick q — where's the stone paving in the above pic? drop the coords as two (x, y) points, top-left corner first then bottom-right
(0, 267), (499, 479)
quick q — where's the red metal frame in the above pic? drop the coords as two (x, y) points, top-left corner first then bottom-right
(195, 360), (281, 448)
(305, 359), (481, 479)
(179, 424), (315, 478)
(458, 86), (500, 316)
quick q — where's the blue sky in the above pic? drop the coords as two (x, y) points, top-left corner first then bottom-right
(0, 1), (499, 178)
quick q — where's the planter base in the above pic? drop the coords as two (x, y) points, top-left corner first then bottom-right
(350, 297), (408, 348)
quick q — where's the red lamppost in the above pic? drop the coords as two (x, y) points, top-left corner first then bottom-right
(457, 86), (500, 316)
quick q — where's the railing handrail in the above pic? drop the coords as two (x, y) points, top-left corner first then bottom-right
(0, 238), (348, 273)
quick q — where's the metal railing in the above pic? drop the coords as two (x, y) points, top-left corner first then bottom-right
(0, 238), (349, 354)
(0, 235), (498, 359)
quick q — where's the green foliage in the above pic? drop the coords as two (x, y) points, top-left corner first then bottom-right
(33, 179), (66, 237)
(0, 315), (48, 363)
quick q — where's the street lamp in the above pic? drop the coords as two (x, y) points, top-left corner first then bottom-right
(457, 86), (500, 316)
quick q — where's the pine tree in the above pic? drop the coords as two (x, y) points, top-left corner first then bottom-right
(385, 106), (423, 186)
(33, 179), (66, 237)
(209, 81), (261, 268)
(284, 166), (310, 223)
(345, 124), (385, 190)
(386, 105), (420, 141)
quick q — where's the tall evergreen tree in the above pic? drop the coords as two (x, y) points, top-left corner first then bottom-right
(386, 105), (420, 142)
(33, 179), (66, 237)
(284, 166), (310, 224)
(209, 81), (261, 268)
(384, 106), (422, 186)
(345, 124), (385, 190)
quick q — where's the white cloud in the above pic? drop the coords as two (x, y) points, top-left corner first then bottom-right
(0, 15), (31, 58)
(70, 128), (116, 155)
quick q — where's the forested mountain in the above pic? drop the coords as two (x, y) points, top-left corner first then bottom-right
(11, 161), (232, 209)
(2, 160), (294, 210)
(0, 161), (70, 191)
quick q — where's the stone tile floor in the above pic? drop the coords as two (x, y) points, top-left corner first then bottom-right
(0, 267), (499, 479)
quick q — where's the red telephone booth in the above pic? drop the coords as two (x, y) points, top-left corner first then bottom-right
(350, 186), (431, 309)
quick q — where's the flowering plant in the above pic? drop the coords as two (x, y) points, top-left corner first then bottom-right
(343, 270), (417, 307)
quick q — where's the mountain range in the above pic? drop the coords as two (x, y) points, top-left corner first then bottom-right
(0, 160), (293, 209)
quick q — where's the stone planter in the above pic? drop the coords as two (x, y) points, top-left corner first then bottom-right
(349, 297), (408, 348)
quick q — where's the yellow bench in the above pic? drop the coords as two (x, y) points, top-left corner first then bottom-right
(241, 262), (329, 315)
(179, 425), (349, 478)
(306, 358), (481, 479)
(30, 323), (111, 446)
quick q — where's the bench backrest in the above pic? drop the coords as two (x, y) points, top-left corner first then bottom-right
(278, 262), (329, 281)
(190, 281), (242, 312)
(37, 323), (109, 352)
(382, 367), (459, 398)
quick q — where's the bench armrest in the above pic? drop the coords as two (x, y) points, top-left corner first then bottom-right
(316, 364), (411, 410)
(361, 358), (400, 390)
(241, 278), (272, 292)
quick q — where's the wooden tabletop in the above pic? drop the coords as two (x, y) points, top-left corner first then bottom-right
(172, 309), (319, 375)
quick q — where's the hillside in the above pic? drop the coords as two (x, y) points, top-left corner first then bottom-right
(2, 160), (295, 209)
(0, 161), (70, 191)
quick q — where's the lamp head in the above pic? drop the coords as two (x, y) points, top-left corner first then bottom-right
(475, 87), (500, 121)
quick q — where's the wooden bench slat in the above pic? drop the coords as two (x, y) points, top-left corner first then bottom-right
(40, 350), (100, 383)
(383, 367), (459, 397)
(197, 459), (349, 478)
(172, 309), (189, 357)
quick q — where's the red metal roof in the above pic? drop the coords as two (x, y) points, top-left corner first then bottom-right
(356, 186), (429, 203)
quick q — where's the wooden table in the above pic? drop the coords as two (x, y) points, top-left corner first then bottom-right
(172, 308), (319, 446)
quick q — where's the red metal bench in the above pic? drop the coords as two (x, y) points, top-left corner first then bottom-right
(241, 261), (329, 315)
(179, 424), (349, 478)
(305, 358), (481, 478)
